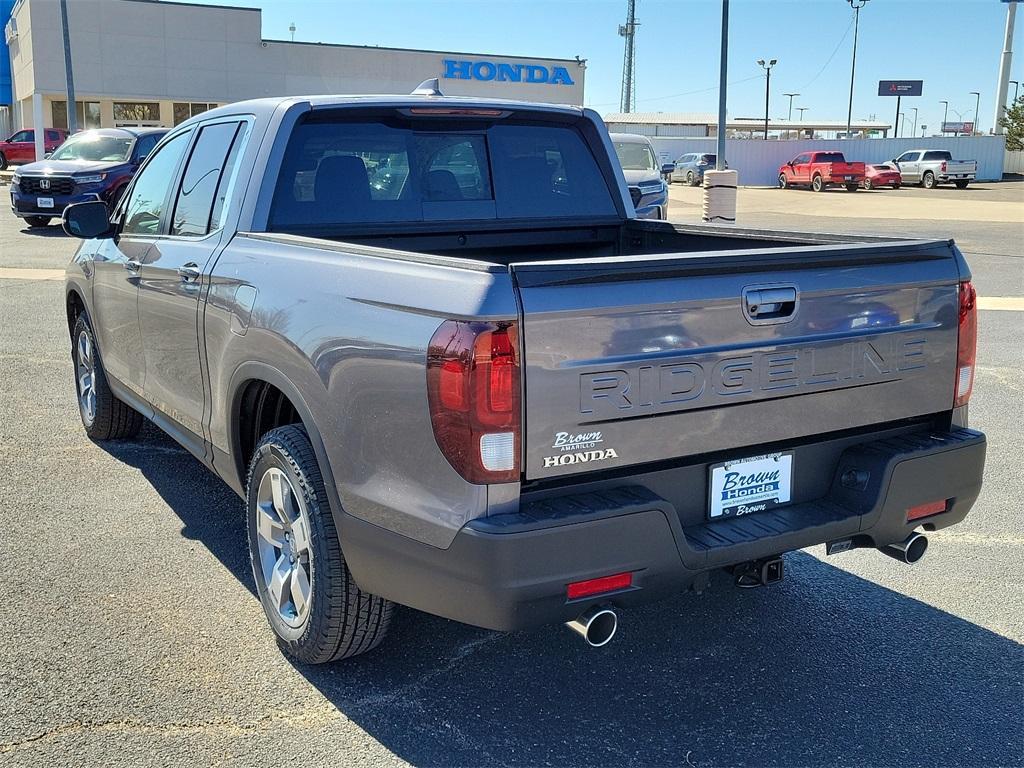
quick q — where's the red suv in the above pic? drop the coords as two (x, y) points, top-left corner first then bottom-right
(0, 129), (69, 170)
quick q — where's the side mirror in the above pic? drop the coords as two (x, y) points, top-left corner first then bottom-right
(63, 201), (114, 239)
(661, 163), (676, 175)
(43, 152), (51, 159)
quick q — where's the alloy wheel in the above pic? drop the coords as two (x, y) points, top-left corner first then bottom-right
(255, 467), (314, 628)
(76, 330), (97, 426)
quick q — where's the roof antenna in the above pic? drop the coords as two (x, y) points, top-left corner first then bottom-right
(412, 78), (443, 96)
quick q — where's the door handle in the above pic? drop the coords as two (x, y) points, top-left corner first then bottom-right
(124, 259), (141, 273)
(177, 263), (201, 283)
(743, 285), (798, 324)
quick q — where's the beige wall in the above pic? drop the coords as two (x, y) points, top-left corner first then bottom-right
(9, 0), (585, 129)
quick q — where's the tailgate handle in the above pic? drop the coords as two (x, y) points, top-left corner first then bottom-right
(743, 285), (798, 324)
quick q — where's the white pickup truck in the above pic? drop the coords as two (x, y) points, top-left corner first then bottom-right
(892, 149), (977, 189)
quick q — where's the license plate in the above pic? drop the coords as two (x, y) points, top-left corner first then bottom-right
(844, 175), (854, 180)
(708, 452), (793, 519)
(37, 197), (54, 208)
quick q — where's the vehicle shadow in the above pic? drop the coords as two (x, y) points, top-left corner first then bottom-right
(17, 222), (67, 237)
(100, 425), (1024, 768)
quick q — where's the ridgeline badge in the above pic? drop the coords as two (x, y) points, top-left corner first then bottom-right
(443, 59), (575, 86)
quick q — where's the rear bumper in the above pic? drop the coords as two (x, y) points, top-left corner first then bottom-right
(341, 428), (985, 632)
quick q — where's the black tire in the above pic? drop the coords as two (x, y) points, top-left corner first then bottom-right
(71, 314), (143, 441)
(845, 183), (858, 192)
(923, 171), (936, 189)
(893, 183), (901, 190)
(954, 179), (970, 189)
(106, 185), (126, 214)
(246, 425), (393, 663)
(812, 175), (825, 192)
(0, 152), (8, 171)
(686, 170), (696, 186)
(863, 178), (873, 190)
(778, 173), (788, 189)
(25, 216), (52, 227)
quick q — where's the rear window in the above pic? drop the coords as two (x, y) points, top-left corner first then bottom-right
(816, 152), (846, 163)
(871, 164), (892, 171)
(699, 154), (716, 165)
(269, 117), (617, 230)
(923, 151), (952, 161)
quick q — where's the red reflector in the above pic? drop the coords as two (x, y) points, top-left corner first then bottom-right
(567, 572), (633, 600)
(907, 500), (947, 521)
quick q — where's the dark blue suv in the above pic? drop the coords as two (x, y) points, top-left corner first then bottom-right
(10, 128), (166, 228)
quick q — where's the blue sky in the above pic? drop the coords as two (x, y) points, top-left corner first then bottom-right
(195, 0), (1022, 134)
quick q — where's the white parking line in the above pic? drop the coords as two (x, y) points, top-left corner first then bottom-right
(0, 267), (64, 281)
(977, 297), (1024, 311)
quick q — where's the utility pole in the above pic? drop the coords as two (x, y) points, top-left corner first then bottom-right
(618, 0), (639, 113)
(993, 0), (1018, 134)
(784, 92), (799, 120)
(716, 0), (728, 170)
(846, 0), (869, 139)
(757, 58), (776, 139)
(970, 91), (981, 133)
(59, 0), (77, 135)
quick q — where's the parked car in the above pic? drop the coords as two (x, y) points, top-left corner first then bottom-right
(892, 150), (976, 189)
(62, 92), (985, 662)
(863, 163), (902, 190)
(0, 128), (69, 170)
(673, 152), (726, 186)
(611, 133), (673, 219)
(10, 128), (166, 227)
(777, 151), (866, 192)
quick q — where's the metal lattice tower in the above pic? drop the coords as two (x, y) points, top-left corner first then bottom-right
(619, 0), (639, 113)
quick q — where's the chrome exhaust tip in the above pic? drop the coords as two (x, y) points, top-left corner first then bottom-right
(565, 605), (618, 647)
(881, 532), (929, 564)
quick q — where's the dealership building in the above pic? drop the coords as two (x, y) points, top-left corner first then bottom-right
(2, 0), (584, 139)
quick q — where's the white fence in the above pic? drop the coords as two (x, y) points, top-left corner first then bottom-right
(1004, 150), (1024, 175)
(647, 135), (1008, 186)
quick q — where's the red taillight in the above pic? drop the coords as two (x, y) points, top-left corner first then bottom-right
(427, 320), (520, 484)
(567, 572), (633, 600)
(907, 499), (948, 522)
(954, 280), (977, 408)
(941, 161), (947, 173)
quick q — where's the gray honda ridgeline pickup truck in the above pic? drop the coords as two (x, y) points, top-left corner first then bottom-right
(62, 91), (985, 662)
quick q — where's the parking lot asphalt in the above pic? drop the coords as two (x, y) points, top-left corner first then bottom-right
(2, 188), (1023, 767)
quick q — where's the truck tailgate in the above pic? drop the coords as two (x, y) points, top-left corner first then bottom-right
(511, 240), (963, 481)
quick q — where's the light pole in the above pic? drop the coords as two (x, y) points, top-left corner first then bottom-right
(970, 91), (980, 133)
(910, 107), (918, 138)
(757, 58), (776, 139)
(921, 124), (927, 138)
(783, 92), (799, 120)
(940, 100), (949, 133)
(898, 112), (905, 138)
(796, 106), (808, 121)
(846, 0), (869, 139)
(1010, 80), (1020, 104)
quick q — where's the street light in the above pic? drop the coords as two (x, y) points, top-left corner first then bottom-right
(921, 124), (927, 138)
(910, 107), (918, 138)
(845, 0), (869, 139)
(783, 92), (799, 121)
(898, 112), (905, 138)
(1010, 80), (1020, 104)
(940, 100), (949, 133)
(796, 106), (808, 121)
(757, 58), (777, 139)
(970, 91), (980, 133)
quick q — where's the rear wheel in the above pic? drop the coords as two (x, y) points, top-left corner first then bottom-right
(954, 179), (970, 189)
(777, 173), (788, 189)
(686, 170), (696, 186)
(71, 315), (143, 440)
(25, 216), (52, 227)
(863, 178), (873, 190)
(812, 175), (825, 192)
(893, 183), (901, 190)
(923, 171), (936, 189)
(0, 152), (8, 171)
(246, 425), (393, 663)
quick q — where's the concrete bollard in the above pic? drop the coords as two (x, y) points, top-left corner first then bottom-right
(702, 169), (738, 224)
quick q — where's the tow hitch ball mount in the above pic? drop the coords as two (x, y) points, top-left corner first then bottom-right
(732, 557), (785, 588)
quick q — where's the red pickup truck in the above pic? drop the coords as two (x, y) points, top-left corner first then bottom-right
(778, 151), (865, 192)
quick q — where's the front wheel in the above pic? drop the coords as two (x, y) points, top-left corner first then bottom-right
(954, 179), (970, 189)
(246, 425), (394, 663)
(686, 170), (696, 186)
(778, 173), (788, 189)
(923, 171), (937, 189)
(0, 152), (8, 171)
(71, 315), (143, 440)
(812, 175), (825, 192)
(24, 216), (52, 227)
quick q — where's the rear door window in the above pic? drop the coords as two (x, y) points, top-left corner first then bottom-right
(923, 151), (952, 161)
(269, 117), (616, 230)
(170, 121), (243, 236)
(816, 152), (846, 163)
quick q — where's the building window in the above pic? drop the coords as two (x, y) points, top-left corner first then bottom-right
(113, 102), (161, 123)
(173, 102), (218, 127)
(52, 101), (101, 131)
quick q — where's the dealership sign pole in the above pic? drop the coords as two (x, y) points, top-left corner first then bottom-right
(993, 0), (1019, 135)
(878, 80), (923, 138)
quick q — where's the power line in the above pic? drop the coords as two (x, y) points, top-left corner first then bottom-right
(798, 15), (855, 91)
(590, 74), (763, 109)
